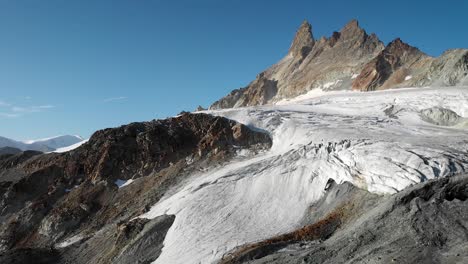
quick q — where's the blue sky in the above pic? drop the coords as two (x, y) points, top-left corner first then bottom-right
(1, 0), (467, 140)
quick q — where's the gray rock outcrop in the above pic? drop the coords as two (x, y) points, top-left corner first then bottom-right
(420, 106), (462, 126)
(0, 113), (272, 264)
(221, 175), (468, 264)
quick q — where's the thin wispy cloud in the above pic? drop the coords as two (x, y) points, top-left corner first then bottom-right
(103, 96), (127, 103)
(12, 106), (30, 113)
(0, 100), (11, 107)
(11, 105), (55, 113)
(38, 105), (55, 109)
(0, 112), (20, 118)
(0, 100), (55, 118)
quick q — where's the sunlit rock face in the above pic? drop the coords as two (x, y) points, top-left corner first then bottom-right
(211, 20), (468, 109)
(0, 113), (271, 264)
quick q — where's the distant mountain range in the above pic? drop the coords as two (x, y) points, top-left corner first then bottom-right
(210, 19), (468, 109)
(0, 146), (22, 155)
(0, 135), (84, 152)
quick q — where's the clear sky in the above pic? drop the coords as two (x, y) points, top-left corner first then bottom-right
(1, 0), (467, 140)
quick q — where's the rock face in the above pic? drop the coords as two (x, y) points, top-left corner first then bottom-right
(426, 49), (468, 86)
(13, 113), (271, 185)
(210, 19), (468, 109)
(288, 20), (315, 59)
(0, 113), (272, 263)
(195, 105), (207, 111)
(222, 174), (468, 264)
(0, 248), (61, 264)
(352, 38), (429, 91)
(420, 106), (463, 126)
(211, 73), (278, 109)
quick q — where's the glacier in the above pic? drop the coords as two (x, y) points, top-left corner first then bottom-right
(140, 87), (468, 264)
(22, 135), (84, 149)
(52, 139), (89, 153)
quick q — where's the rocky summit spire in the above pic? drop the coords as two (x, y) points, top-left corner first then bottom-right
(289, 20), (315, 59)
(352, 37), (427, 91)
(212, 19), (468, 109)
(340, 19), (365, 39)
(343, 19), (360, 30)
(385, 38), (423, 57)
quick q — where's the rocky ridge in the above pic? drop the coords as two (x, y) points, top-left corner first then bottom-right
(210, 19), (468, 109)
(0, 113), (272, 264)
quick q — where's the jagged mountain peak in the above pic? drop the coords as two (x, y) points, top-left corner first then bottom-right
(339, 19), (365, 37)
(389, 38), (427, 62)
(352, 37), (429, 91)
(211, 19), (468, 109)
(289, 20), (315, 58)
(387, 37), (413, 50)
(328, 31), (341, 47)
(387, 38), (426, 60)
(389, 37), (404, 45)
(299, 19), (311, 27)
(342, 19), (360, 30)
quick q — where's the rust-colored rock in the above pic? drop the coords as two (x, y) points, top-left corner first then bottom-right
(211, 19), (385, 109)
(211, 20), (468, 109)
(0, 113), (271, 255)
(352, 38), (428, 91)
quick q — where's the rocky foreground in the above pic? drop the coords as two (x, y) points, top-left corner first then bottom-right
(221, 175), (468, 264)
(0, 113), (271, 264)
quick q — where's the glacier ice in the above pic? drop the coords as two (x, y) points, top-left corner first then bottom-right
(141, 87), (468, 264)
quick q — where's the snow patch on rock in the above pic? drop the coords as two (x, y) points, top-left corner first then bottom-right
(52, 139), (88, 153)
(56, 234), (83, 248)
(115, 179), (134, 188)
(322, 80), (342, 89)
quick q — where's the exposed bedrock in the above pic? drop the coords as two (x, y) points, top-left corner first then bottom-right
(221, 175), (468, 264)
(352, 38), (428, 91)
(57, 214), (176, 264)
(0, 113), (272, 262)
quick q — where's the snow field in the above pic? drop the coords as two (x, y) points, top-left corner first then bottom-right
(141, 87), (468, 263)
